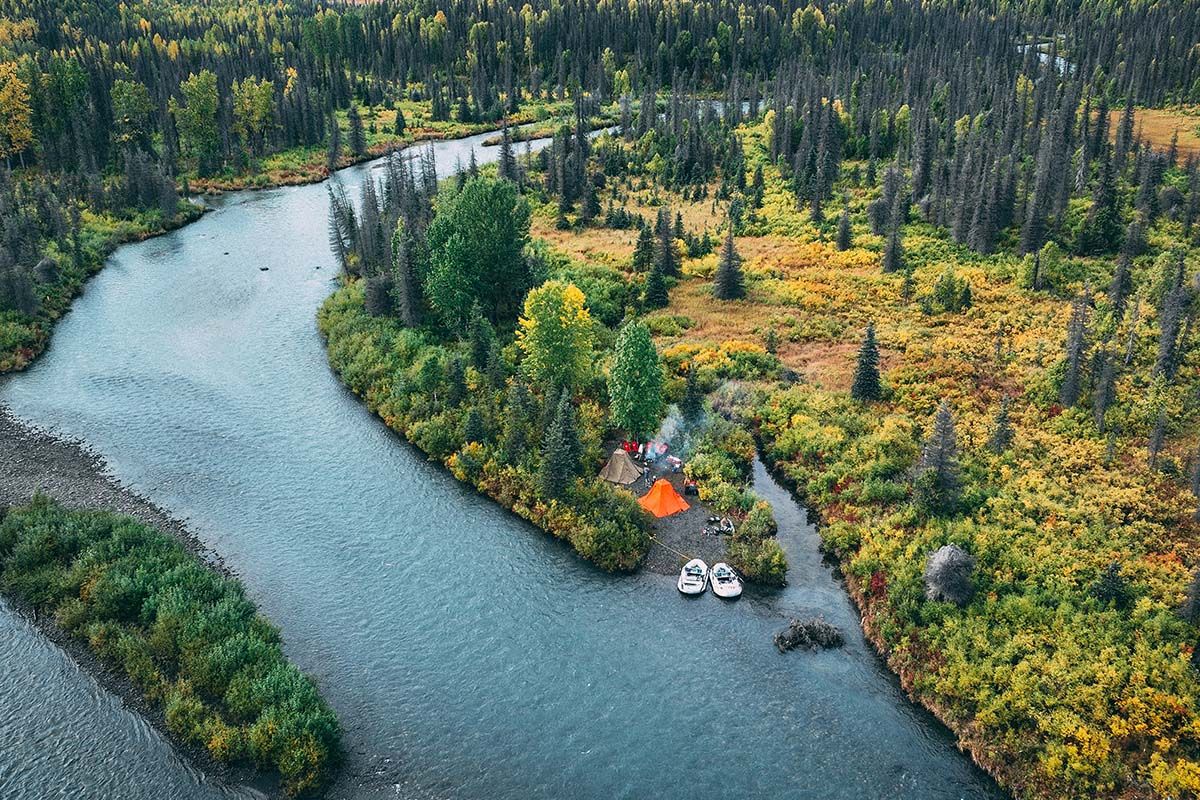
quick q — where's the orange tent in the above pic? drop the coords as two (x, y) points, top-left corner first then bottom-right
(638, 478), (690, 517)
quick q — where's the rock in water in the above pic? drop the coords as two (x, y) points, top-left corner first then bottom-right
(774, 617), (844, 652)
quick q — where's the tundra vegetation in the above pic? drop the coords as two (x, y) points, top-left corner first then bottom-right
(5, 0), (1200, 797)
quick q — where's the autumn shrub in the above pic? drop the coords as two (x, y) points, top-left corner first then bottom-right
(0, 498), (340, 796)
(753, 378), (1200, 795)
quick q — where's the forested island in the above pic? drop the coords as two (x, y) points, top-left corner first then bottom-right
(4, 0), (1200, 798)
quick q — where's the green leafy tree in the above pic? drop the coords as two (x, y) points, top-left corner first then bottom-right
(426, 177), (532, 329)
(517, 280), (594, 394)
(170, 70), (220, 175)
(110, 78), (154, 155)
(231, 77), (275, 156)
(609, 321), (664, 439)
(850, 322), (882, 401)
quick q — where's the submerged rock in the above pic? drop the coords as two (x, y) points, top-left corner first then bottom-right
(774, 617), (844, 652)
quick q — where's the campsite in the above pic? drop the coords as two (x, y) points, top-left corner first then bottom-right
(4, 2), (1200, 799)
(596, 439), (764, 584)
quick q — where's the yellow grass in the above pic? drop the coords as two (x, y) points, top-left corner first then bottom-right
(1111, 106), (1200, 157)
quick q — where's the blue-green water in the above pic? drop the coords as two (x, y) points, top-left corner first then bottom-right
(0, 133), (1000, 800)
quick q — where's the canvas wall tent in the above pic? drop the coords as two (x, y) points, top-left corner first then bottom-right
(599, 449), (643, 485)
(638, 478), (690, 517)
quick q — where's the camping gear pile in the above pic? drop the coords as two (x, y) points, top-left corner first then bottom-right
(622, 439), (670, 465)
(704, 516), (735, 536)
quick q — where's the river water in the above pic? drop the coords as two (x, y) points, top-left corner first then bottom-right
(0, 130), (1001, 800)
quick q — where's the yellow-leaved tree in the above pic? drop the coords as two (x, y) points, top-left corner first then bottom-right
(0, 62), (33, 166)
(517, 280), (594, 395)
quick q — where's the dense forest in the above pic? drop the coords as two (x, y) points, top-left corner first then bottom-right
(6, 0), (1200, 797)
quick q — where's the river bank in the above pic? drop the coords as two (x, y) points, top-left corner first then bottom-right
(3, 104), (602, 377)
(753, 445), (1007, 789)
(1, 120), (1006, 800)
(0, 407), (271, 795)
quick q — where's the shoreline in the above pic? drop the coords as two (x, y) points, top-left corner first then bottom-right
(0, 407), (275, 798)
(2, 118), (536, 376)
(754, 445), (1011, 796)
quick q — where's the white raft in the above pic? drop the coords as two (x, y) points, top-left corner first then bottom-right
(709, 562), (743, 599)
(677, 558), (709, 595)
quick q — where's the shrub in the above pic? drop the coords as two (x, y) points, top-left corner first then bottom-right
(728, 537), (787, 586)
(0, 500), (340, 795)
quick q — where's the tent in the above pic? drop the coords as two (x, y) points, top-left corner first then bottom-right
(600, 448), (643, 485)
(638, 478), (691, 517)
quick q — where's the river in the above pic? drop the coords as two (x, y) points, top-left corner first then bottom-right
(0, 129), (1001, 800)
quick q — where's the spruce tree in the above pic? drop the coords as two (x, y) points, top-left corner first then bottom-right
(501, 381), (535, 461)
(713, 226), (745, 300)
(391, 218), (424, 327)
(631, 224), (655, 272)
(1077, 146), (1122, 255)
(1148, 407), (1167, 470)
(364, 270), (394, 316)
(915, 402), (961, 516)
(394, 108), (406, 136)
(924, 544), (976, 606)
(681, 363), (703, 420)
(1154, 286), (1188, 380)
(850, 322), (882, 402)
(987, 398), (1014, 454)
(882, 223), (904, 274)
(643, 262), (670, 309)
(656, 209), (679, 277)
(1108, 254), (1134, 321)
(836, 205), (852, 251)
(539, 388), (582, 499)
(463, 407), (486, 444)
(348, 104), (367, 157)
(1093, 349), (1117, 432)
(498, 119), (517, 183)
(1060, 296), (1090, 407)
(467, 301), (496, 369)
(1092, 561), (1132, 609)
(750, 164), (765, 207)
(326, 114), (342, 172)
